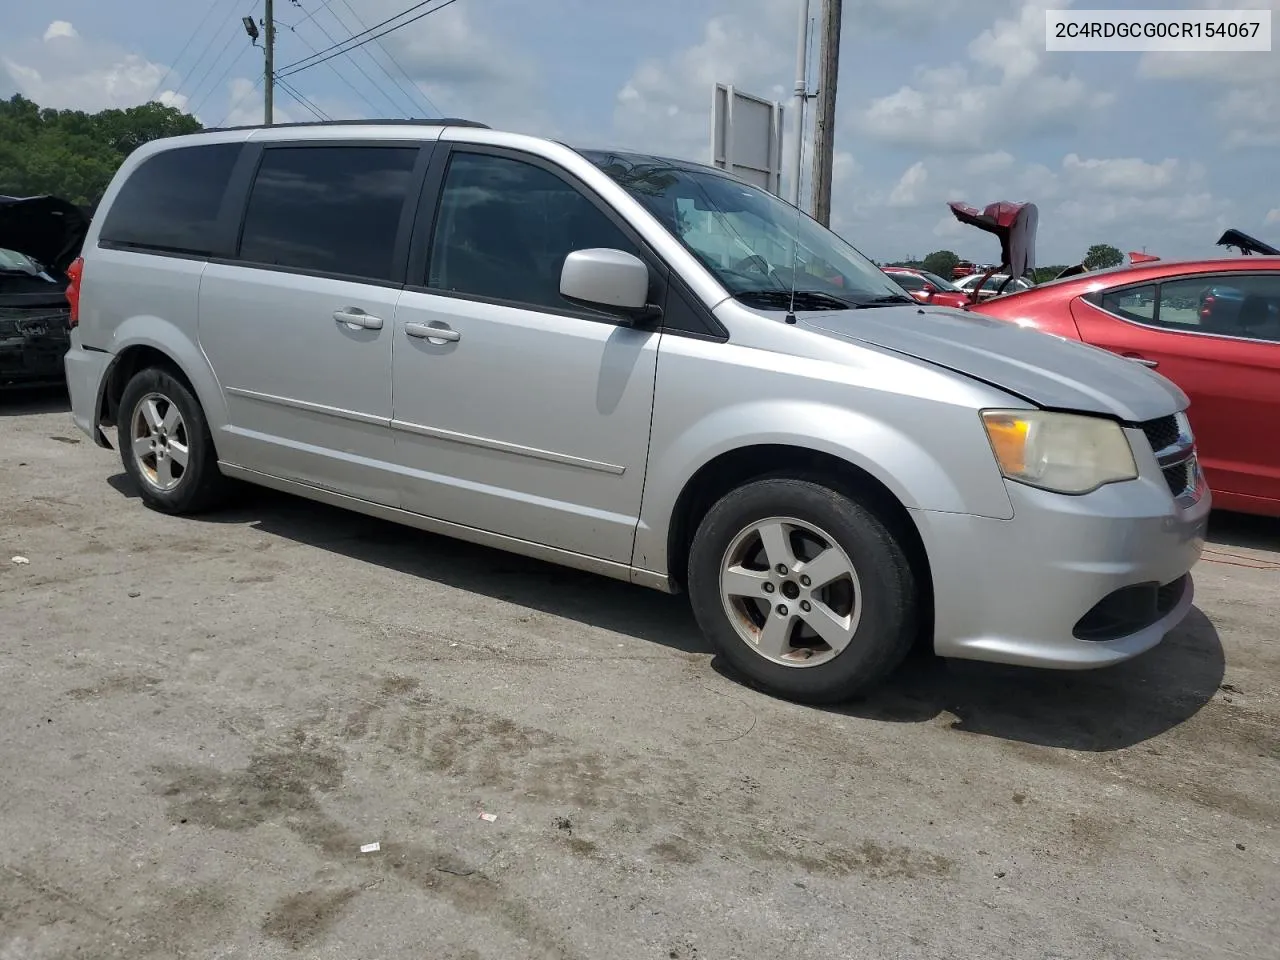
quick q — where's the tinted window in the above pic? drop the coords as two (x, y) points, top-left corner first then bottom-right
(1157, 275), (1280, 341)
(99, 143), (240, 256)
(427, 152), (643, 312)
(238, 146), (417, 282)
(1099, 284), (1157, 323)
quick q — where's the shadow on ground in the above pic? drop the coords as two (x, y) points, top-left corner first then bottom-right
(1207, 509), (1280, 553)
(109, 472), (1226, 752)
(0, 385), (69, 417)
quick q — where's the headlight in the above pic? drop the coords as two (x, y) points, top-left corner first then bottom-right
(981, 409), (1137, 495)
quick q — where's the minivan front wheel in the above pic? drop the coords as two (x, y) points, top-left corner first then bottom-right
(687, 477), (918, 704)
(119, 367), (227, 514)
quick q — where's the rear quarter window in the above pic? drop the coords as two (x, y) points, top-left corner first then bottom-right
(99, 143), (241, 257)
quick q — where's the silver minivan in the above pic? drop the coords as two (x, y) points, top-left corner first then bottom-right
(64, 120), (1208, 703)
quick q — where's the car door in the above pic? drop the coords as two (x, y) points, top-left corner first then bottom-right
(199, 141), (429, 505)
(390, 145), (663, 565)
(1071, 272), (1280, 509)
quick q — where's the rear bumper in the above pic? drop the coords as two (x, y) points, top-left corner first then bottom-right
(64, 331), (113, 445)
(913, 472), (1209, 669)
(0, 314), (70, 387)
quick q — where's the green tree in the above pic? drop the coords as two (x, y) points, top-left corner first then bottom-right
(1033, 265), (1070, 283)
(1083, 243), (1124, 270)
(0, 94), (201, 206)
(921, 249), (960, 278)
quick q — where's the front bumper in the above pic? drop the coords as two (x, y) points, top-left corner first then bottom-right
(913, 468), (1209, 669)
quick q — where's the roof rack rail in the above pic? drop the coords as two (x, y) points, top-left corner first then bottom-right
(204, 118), (489, 134)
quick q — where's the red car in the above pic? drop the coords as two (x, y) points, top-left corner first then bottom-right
(882, 267), (971, 309)
(970, 257), (1280, 516)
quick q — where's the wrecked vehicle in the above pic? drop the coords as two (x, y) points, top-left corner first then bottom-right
(946, 200), (1038, 303)
(0, 195), (89, 388)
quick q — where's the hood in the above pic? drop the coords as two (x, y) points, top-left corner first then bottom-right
(799, 305), (1186, 423)
(1216, 228), (1278, 257)
(0, 195), (90, 275)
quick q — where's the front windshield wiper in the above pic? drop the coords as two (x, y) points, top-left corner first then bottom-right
(852, 293), (918, 307)
(733, 289), (857, 311)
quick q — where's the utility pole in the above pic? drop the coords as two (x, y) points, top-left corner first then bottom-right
(263, 0), (275, 125)
(790, 0), (812, 209)
(809, 0), (842, 227)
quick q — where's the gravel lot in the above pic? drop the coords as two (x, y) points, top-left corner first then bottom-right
(2, 388), (1277, 960)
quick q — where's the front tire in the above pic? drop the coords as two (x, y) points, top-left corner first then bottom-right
(687, 477), (918, 704)
(119, 367), (228, 514)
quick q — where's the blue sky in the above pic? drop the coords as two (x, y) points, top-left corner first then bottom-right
(3, 0), (1277, 265)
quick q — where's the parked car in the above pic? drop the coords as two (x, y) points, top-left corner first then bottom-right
(970, 258), (1280, 516)
(0, 195), (89, 388)
(881, 267), (971, 308)
(65, 121), (1206, 703)
(953, 272), (1034, 300)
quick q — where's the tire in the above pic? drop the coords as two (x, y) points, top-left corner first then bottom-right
(687, 477), (918, 705)
(118, 366), (229, 514)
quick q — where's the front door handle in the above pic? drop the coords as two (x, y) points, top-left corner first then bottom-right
(405, 322), (461, 343)
(1122, 353), (1158, 368)
(333, 308), (384, 330)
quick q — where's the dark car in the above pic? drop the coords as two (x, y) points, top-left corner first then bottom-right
(0, 195), (89, 388)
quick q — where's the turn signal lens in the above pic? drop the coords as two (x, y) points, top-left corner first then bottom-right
(981, 410), (1138, 495)
(65, 256), (84, 327)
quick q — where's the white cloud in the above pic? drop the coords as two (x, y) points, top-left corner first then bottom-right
(367, 0), (549, 134)
(858, 0), (1111, 151)
(1266, 208), (1280, 225)
(888, 161), (929, 207)
(43, 21), (78, 42)
(1061, 153), (1184, 193)
(1137, 0), (1280, 146)
(965, 151), (1015, 175)
(2, 21), (185, 113)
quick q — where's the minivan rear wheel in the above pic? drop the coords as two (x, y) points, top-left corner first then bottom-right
(687, 477), (918, 704)
(119, 367), (228, 514)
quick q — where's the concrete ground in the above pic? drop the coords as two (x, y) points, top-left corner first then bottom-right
(1, 388), (1276, 960)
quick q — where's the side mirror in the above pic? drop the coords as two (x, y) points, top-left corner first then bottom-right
(560, 248), (655, 322)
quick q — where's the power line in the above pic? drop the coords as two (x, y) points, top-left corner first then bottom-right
(146, 0), (233, 103)
(182, 22), (243, 109)
(276, 75), (332, 121)
(277, 0), (435, 73)
(217, 75), (265, 126)
(333, 0), (440, 116)
(278, 0), (458, 77)
(190, 43), (255, 118)
(286, 18), (406, 117)
(293, 13), (415, 117)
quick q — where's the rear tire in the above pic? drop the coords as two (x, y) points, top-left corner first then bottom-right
(687, 477), (918, 704)
(119, 367), (228, 514)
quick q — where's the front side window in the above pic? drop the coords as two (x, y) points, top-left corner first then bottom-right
(238, 145), (418, 283)
(1157, 275), (1280, 341)
(427, 151), (643, 312)
(584, 151), (909, 311)
(99, 143), (241, 256)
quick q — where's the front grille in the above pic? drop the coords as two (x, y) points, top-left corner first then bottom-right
(1161, 460), (1190, 497)
(1140, 415), (1179, 453)
(1137, 414), (1193, 499)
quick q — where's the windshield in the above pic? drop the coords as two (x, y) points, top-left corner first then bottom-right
(0, 247), (43, 276)
(582, 151), (908, 308)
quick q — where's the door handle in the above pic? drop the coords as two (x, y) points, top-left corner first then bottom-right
(405, 322), (461, 343)
(333, 308), (383, 330)
(1122, 353), (1158, 368)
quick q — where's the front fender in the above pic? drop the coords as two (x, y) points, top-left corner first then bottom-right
(632, 397), (1014, 577)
